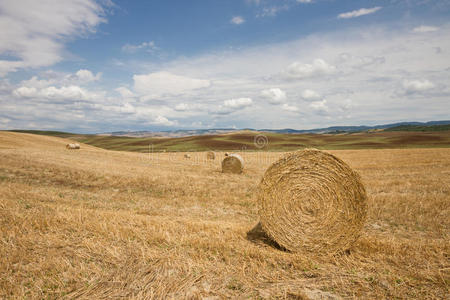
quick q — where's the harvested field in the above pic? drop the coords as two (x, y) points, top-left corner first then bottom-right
(0, 132), (449, 299)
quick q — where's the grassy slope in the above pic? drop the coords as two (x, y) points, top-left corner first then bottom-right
(0, 131), (448, 298)
(6, 129), (450, 152)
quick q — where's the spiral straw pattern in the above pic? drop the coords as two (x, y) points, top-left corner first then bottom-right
(257, 149), (367, 254)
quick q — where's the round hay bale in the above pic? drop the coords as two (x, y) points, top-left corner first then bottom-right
(257, 149), (367, 254)
(66, 143), (80, 150)
(222, 154), (244, 174)
(206, 151), (215, 160)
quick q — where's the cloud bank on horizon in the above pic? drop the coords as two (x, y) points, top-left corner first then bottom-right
(0, 0), (449, 133)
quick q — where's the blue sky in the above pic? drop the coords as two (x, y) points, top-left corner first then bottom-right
(0, 0), (449, 133)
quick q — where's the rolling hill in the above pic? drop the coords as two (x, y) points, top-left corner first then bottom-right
(6, 128), (450, 152)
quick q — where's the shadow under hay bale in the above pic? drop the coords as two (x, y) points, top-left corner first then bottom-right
(246, 222), (287, 251)
(257, 148), (367, 255)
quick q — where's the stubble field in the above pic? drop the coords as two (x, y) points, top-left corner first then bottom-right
(0, 132), (449, 299)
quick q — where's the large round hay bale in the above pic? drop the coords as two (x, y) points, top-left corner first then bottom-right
(222, 154), (244, 174)
(257, 149), (367, 254)
(206, 151), (215, 160)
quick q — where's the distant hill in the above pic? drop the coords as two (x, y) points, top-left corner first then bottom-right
(385, 124), (450, 132)
(5, 124), (450, 152)
(99, 120), (450, 137)
(8, 130), (75, 137)
(103, 128), (238, 138)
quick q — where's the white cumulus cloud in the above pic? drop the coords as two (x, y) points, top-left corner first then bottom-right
(258, 5), (289, 17)
(216, 97), (253, 115)
(38, 86), (91, 100)
(309, 99), (329, 113)
(338, 7), (382, 19)
(281, 103), (299, 112)
(122, 41), (158, 53)
(230, 16), (245, 25)
(133, 71), (210, 97)
(413, 26), (439, 33)
(115, 87), (135, 98)
(13, 85), (101, 101)
(0, 0), (108, 75)
(261, 88), (287, 104)
(13, 86), (38, 98)
(285, 59), (336, 79)
(152, 115), (176, 126)
(301, 89), (321, 101)
(76, 69), (101, 82)
(403, 79), (435, 93)
(18, 76), (55, 89)
(174, 103), (189, 111)
(223, 97), (253, 109)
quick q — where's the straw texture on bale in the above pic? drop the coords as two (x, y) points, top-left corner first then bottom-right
(206, 151), (215, 160)
(222, 154), (244, 174)
(257, 149), (367, 254)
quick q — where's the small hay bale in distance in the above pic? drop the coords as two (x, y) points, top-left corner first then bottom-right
(206, 151), (215, 160)
(257, 149), (367, 254)
(66, 143), (80, 150)
(222, 154), (244, 174)
(184, 154), (191, 159)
